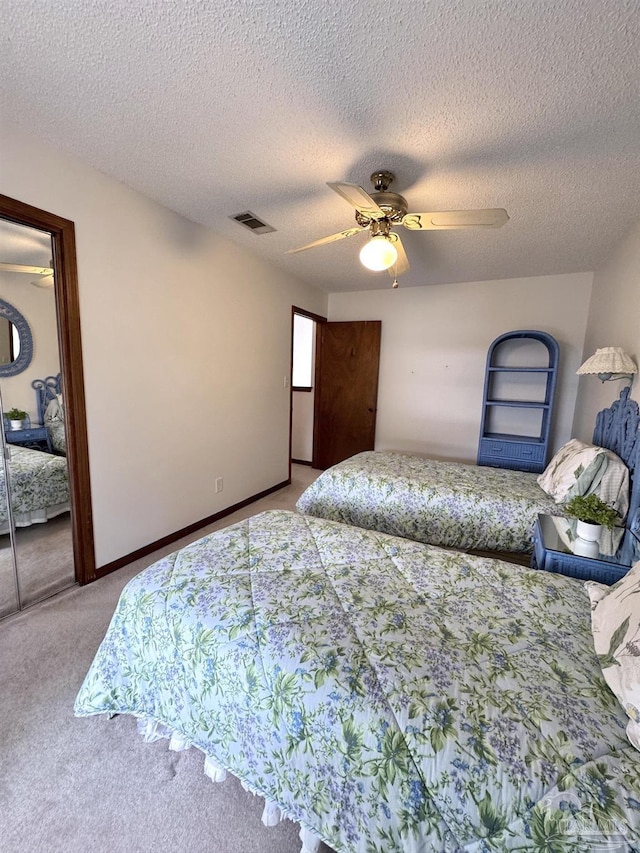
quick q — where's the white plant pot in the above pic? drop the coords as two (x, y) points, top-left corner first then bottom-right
(9, 419), (23, 430)
(576, 519), (602, 542)
(571, 536), (600, 558)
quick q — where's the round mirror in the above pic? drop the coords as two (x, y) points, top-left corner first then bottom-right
(0, 298), (33, 376)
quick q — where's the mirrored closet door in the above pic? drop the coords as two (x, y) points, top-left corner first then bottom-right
(0, 197), (95, 618)
(0, 384), (19, 617)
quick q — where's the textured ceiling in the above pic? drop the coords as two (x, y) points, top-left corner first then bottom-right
(0, 220), (51, 267)
(1, 0), (639, 292)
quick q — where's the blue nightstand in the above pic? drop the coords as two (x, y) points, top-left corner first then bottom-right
(531, 514), (640, 585)
(4, 425), (52, 454)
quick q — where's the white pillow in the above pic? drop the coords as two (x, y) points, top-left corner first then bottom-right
(597, 449), (630, 521)
(44, 395), (64, 422)
(587, 563), (640, 752)
(537, 438), (608, 503)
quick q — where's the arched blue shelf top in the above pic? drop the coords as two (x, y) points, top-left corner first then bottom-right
(486, 330), (559, 369)
(0, 298), (34, 377)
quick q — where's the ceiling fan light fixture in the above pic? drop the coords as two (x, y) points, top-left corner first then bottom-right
(31, 275), (54, 288)
(359, 236), (398, 271)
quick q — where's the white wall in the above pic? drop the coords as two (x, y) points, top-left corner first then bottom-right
(572, 222), (640, 441)
(329, 273), (593, 462)
(0, 272), (60, 419)
(292, 391), (314, 461)
(0, 123), (327, 566)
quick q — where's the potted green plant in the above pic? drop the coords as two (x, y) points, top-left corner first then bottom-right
(5, 408), (27, 430)
(563, 493), (619, 542)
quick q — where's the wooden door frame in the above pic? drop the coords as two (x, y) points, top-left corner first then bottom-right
(289, 306), (327, 479)
(0, 194), (96, 585)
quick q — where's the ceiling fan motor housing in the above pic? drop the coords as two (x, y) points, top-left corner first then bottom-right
(352, 170), (410, 227)
(355, 192), (408, 226)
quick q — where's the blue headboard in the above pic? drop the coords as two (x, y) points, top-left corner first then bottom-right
(592, 386), (640, 531)
(31, 374), (62, 426)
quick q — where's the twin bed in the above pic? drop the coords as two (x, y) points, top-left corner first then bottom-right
(0, 444), (69, 533)
(297, 389), (638, 555)
(297, 451), (560, 553)
(1, 374), (68, 533)
(75, 389), (640, 852)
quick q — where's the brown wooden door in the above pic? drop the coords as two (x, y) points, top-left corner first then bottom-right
(313, 320), (381, 469)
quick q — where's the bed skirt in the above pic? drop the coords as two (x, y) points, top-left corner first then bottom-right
(134, 714), (323, 853)
(0, 502), (70, 534)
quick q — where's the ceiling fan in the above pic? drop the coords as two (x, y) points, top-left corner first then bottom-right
(286, 170), (509, 286)
(0, 262), (54, 288)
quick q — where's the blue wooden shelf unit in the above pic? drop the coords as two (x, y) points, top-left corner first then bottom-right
(477, 330), (559, 473)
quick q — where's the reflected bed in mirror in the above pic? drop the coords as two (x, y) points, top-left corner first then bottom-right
(0, 298), (33, 376)
(0, 444), (69, 533)
(32, 373), (66, 455)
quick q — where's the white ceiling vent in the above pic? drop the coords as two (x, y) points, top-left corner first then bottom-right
(230, 211), (276, 235)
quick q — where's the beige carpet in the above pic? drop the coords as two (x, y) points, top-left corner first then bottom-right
(1, 513), (75, 618)
(1, 464), (337, 853)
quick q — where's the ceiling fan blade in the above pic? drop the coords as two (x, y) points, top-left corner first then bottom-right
(327, 182), (386, 219)
(402, 208), (509, 230)
(0, 262), (54, 275)
(388, 233), (410, 276)
(286, 227), (363, 254)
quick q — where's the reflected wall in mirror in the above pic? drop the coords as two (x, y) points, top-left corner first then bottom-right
(0, 216), (75, 615)
(0, 317), (13, 365)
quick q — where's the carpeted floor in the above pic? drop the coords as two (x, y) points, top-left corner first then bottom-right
(1, 514), (75, 618)
(1, 464), (336, 853)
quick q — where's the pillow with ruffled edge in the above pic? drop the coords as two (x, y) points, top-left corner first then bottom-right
(537, 438), (608, 503)
(587, 563), (640, 752)
(44, 396), (63, 422)
(596, 449), (630, 521)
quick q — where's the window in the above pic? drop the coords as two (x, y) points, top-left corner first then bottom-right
(292, 314), (315, 390)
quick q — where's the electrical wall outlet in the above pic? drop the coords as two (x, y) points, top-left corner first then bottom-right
(215, 477), (223, 493)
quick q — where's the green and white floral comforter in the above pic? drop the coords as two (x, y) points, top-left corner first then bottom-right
(75, 510), (640, 852)
(297, 451), (561, 552)
(0, 445), (69, 528)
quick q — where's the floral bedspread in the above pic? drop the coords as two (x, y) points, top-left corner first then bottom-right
(75, 510), (640, 852)
(296, 451), (561, 552)
(0, 445), (69, 525)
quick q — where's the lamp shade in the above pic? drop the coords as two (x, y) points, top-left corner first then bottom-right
(576, 347), (637, 378)
(359, 236), (398, 271)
